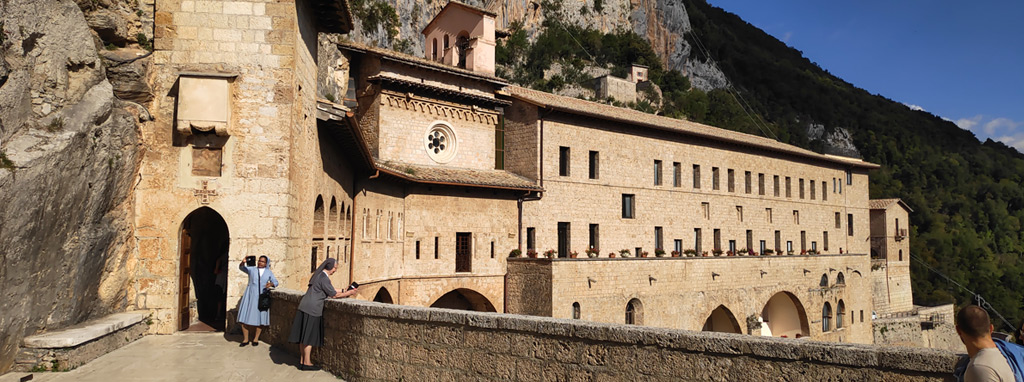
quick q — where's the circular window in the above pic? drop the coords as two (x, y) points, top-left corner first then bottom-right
(424, 122), (457, 163)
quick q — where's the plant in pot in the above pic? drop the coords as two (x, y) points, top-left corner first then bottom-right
(585, 248), (599, 258)
(684, 249), (697, 257)
(748, 248), (756, 256)
(527, 249), (538, 258)
(763, 249), (774, 256)
(639, 251), (650, 258)
(712, 249), (723, 257)
(800, 249), (807, 256)
(786, 250), (795, 256)
(655, 249), (667, 257)
(508, 249), (522, 258)
(569, 250), (579, 258)
(670, 250), (680, 257)
(737, 248), (747, 256)
(618, 249), (631, 258)
(726, 250), (734, 256)
(543, 249), (556, 259)
(608, 252), (616, 258)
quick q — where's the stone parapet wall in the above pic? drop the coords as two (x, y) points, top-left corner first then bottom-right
(266, 289), (957, 381)
(13, 319), (148, 372)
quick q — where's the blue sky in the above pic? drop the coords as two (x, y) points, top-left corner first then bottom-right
(706, 1), (1024, 151)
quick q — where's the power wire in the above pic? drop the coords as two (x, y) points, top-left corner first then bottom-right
(909, 251), (1016, 331)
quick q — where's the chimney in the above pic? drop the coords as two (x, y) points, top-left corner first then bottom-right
(421, 1), (496, 75)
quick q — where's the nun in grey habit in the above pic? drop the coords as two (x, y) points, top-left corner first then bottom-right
(289, 258), (358, 370)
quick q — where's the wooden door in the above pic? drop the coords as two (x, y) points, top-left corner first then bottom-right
(455, 233), (471, 273)
(178, 228), (192, 331)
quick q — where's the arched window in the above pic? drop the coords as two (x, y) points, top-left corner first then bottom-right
(443, 35), (450, 52)
(836, 272), (845, 285)
(313, 195), (325, 238)
(625, 298), (643, 325)
(837, 300), (846, 329)
(456, 32), (470, 69)
(432, 38), (438, 61)
(572, 302), (581, 319)
(822, 302), (832, 332)
(329, 197), (338, 238)
(819, 274), (828, 287)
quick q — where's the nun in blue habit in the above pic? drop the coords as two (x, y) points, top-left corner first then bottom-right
(237, 255), (278, 346)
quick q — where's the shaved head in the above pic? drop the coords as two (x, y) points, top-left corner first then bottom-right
(956, 305), (992, 339)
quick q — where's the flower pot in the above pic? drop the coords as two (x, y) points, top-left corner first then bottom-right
(609, 253), (616, 258)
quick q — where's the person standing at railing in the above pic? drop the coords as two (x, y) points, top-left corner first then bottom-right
(288, 258), (358, 371)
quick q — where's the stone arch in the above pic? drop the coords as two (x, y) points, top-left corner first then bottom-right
(373, 287), (394, 304)
(431, 38), (438, 61)
(456, 31), (470, 69)
(178, 206), (230, 331)
(760, 291), (810, 338)
(313, 195), (325, 238)
(702, 305), (741, 334)
(836, 272), (845, 285)
(328, 197), (338, 239)
(625, 298), (643, 325)
(836, 300), (846, 329)
(572, 302), (581, 319)
(819, 273), (828, 287)
(430, 288), (496, 312)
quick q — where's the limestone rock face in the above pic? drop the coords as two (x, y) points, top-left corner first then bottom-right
(0, 0), (143, 373)
(808, 123), (861, 158)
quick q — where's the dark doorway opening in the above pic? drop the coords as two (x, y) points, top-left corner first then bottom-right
(557, 222), (570, 258)
(179, 207), (229, 331)
(373, 287), (394, 304)
(430, 288), (496, 312)
(455, 232), (472, 272)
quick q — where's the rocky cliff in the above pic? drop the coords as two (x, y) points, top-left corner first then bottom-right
(0, 0), (149, 372)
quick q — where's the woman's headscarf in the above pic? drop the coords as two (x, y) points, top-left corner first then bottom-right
(258, 255), (270, 268)
(309, 258), (337, 286)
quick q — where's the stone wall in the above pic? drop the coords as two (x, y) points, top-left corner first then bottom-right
(266, 289), (958, 382)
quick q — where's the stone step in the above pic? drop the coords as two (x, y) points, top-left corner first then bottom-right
(23, 312), (148, 349)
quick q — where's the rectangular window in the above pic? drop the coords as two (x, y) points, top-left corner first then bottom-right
(693, 165), (701, 188)
(793, 210), (800, 225)
(491, 241), (495, 258)
(787, 241), (793, 252)
(811, 241), (817, 251)
(774, 175), (780, 197)
(589, 224), (599, 250)
(559, 146), (570, 176)
(727, 169), (735, 192)
(655, 227), (664, 250)
(810, 181), (816, 200)
(758, 173), (765, 195)
(848, 214), (854, 236)
(835, 212), (841, 229)
(557, 222), (570, 258)
(759, 240), (766, 254)
(589, 151), (599, 179)
(526, 227), (535, 250)
(823, 231), (829, 251)
(673, 162), (681, 187)
(822, 181), (827, 201)
(455, 232), (472, 272)
(702, 202), (710, 220)
(736, 206), (743, 222)
(434, 236), (439, 259)
(799, 178), (805, 199)
(416, 240), (421, 259)
(766, 208), (773, 223)
(675, 239), (682, 254)
(712, 167), (720, 190)
(785, 177), (792, 197)
(728, 240), (736, 254)
(714, 229), (722, 251)
(654, 160), (663, 186)
(775, 230), (781, 251)
(744, 171), (752, 194)
(860, 310), (864, 322)
(495, 116), (505, 169)
(622, 194), (635, 219)
(695, 228), (703, 253)
(846, 170), (853, 185)
(800, 231), (806, 252)
(746, 230), (753, 251)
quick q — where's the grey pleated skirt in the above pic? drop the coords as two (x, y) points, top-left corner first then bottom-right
(288, 311), (324, 347)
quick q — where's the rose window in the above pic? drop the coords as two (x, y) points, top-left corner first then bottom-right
(424, 122), (457, 163)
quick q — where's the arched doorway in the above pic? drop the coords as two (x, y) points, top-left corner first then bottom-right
(430, 288), (496, 312)
(373, 287), (394, 304)
(760, 292), (810, 338)
(178, 207), (229, 331)
(702, 305), (741, 334)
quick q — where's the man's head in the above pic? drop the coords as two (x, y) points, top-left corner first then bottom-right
(956, 305), (993, 340)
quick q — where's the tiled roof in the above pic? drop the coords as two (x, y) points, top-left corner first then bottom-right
(869, 198), (912, 212)
(506, 86), (880, 169)
(337, 41), (508, 86)
(376, 161), (542, 191)
(369, 74), (511, 106)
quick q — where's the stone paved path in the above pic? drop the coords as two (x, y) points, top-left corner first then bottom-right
(0, 333), (342, 382)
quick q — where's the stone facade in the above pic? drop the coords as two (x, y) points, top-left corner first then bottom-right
(266, 290), (959, 382)
(870, 199), (914, 314)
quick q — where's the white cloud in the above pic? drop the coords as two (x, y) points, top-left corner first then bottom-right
(955, 115), (983, 130)
(782, 31), (793, 43)
(903, 103), (925, 112)
(983, 117), (1020, 135)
